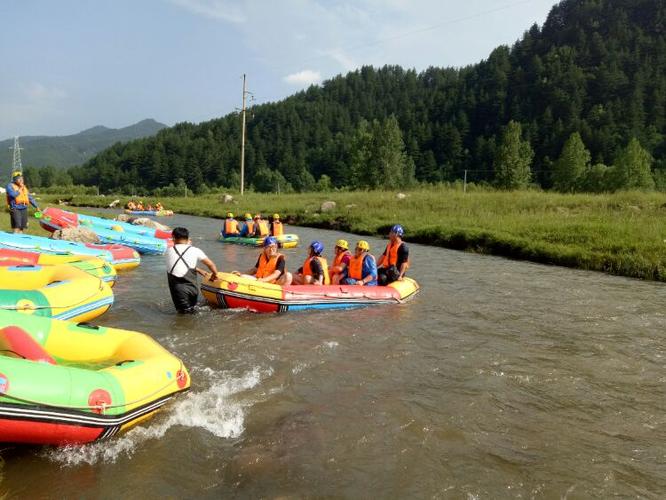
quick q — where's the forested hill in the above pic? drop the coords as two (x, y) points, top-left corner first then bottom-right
(0, 119), (166, 175)
(71, 0), (666, 194)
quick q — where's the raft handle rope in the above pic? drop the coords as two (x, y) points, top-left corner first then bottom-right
(0, 360), (186, 412)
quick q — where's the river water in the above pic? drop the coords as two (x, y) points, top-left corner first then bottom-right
(1, 212), (665, 498)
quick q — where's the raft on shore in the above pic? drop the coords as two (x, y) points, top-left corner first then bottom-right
(124, 209), (174, 217)
(0, 311), (190, 445)
(201, 272), (419, 313)
(218, 234), (299, 249)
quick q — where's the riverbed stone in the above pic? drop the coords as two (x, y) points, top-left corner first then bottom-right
(321, 201), (336, 212)
(51, 227), (100, 244)
(396, 192), (407, 200)
(131, 217), (170, 231)
(222, 194), (234, 203)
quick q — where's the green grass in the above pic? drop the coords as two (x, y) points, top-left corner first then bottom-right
(29, 186), (666, 281)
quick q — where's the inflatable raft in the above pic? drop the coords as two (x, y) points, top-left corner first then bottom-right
(218, 233), (299, 249)
(0, 232), (140, 271)
(39, 209), (170, 255)
(201, 272), (419, 312)
(0, 264), (113, 322)
(0, 311), (190, 445)
(125, 209), (174, 217)
(40, 207), (172, 240)
(0, 248), (117, 286)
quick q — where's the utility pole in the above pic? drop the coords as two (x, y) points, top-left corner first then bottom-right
(240, 74), (247, 195)
(9, 136), (23, 174)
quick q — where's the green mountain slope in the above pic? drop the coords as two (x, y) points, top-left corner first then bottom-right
(73, 0), (665, 193)
(0, 119), (167, 175)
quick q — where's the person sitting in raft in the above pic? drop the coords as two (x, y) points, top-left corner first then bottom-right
(377, 224), (410, 286)
(341, 240), (377, 286)
(165, 226), (219, 314)
(329, 239), (352, 285)
(146, 203), (154, 211)
(292, 240), (330, 285)
(137, 201), (145, 211)
(233, 236), (292, 285)
(6, 171), (39, 234)
(126, 200), (136, 210)
(271, 213), (284, 237)
(252, 214), (270, 238)
(239, 213), (254, 237)
(155, 202), (164, 211)
(221, 212), (240, 237)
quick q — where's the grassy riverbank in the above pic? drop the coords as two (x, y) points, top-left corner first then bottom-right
(27, 187), (666, 281)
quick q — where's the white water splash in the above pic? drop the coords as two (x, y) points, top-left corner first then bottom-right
(43, 367), (265, 466)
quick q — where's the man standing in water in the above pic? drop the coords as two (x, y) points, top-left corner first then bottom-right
(166, 227), (219, 313)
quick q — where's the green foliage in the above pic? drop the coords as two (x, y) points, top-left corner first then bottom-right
(37, 0), (666, 193)
(493, 121), (534, 189)
(609, 137), (655, 190)
(552, 132), (591, 192)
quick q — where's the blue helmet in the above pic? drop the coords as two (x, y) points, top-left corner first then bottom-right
(390, 224), (404, 236)
(309, 240), (324, 255)
(263, 236), (278, 247)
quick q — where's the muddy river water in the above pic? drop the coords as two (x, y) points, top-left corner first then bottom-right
(1, 213), (665, 498)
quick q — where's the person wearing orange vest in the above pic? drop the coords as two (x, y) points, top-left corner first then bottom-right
(6, 171), (39, 234)
(252, 214), (270, 237)
(234, 236), (292, 285)
(293, 240), (330, 285)
(342, 240), (378, 286)
(271, 213), (284, 237)
(329, 239), (352, 285)
(221, 212), (240, 237)
(377, 224), (410, 286)
(239, 213), (254, 237)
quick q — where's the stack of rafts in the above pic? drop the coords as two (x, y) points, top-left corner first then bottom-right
(0, 208), (191, 446)
(39, 207), (172, 255)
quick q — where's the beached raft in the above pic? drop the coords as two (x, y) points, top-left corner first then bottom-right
(218, 233), (299, 249)
(0, 231), (140, 271)
(0, 311), (190, 445)
(0, 248), (117, 287)
(0, 264), (114, 322)
(124, 209), (174, 216)
(201, 272), (419, 313)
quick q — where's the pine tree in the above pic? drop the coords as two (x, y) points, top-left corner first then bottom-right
(610, 137), (655, 190)
(494, 121), (534, 189)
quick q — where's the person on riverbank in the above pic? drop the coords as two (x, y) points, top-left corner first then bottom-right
(293, 240), (330, 285)
(239, 213), (254, 237)
(271, 213), (284, 237)
(234, 236), (292, 285)
(377, 224), (409, 286)
(6, 171), (39, 234)
(341, 240), (377, 286)
(252, 214), (270, 238)
(329, 239), (352, 285)
(166, 226), (219, 313)
(221, 212), (239, 237)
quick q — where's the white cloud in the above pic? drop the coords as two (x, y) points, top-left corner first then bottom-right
(283, 69), (322, 86)
(169, 0), (246, 23)
(323, 48), (357, 72)
(24, 82), (67, 101)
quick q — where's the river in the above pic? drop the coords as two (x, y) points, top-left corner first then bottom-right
(1, 212), (665, 498)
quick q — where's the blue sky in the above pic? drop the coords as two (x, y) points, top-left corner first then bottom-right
(0, 0), (556, 139)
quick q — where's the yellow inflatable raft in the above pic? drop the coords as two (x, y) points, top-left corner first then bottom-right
(0, 264), (114, 322)
(0, 311), (190, 445)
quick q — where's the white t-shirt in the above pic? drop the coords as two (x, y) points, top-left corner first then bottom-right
(165, 244), (208, 278)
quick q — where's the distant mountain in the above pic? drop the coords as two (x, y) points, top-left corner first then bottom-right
(0, 119), (167, 176)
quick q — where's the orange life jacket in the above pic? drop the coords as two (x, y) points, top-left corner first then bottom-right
(348, 253), (375, 280)
(329, 250), (351, 276)
(6, 184), (29, 207)
(378, 241), (403, 268)
(256, 252), (285, 282)
(272, 221), (284, 236)
(224, 218), (238, 234)
(244, 221), (255, 233)
(303, 256), (330, 284)
(256, 220), (269, 237)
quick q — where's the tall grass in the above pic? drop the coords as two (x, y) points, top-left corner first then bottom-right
(30, 186), (666, 281)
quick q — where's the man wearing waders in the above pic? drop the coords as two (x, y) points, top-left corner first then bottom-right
(166, 227), (219, 313)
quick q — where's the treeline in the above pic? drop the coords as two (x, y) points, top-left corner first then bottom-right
(40, 0), (666, 194)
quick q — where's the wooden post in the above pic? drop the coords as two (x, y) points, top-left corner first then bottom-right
(240, 74), (247, 195)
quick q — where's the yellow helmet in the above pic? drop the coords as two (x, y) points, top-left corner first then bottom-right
(11, 170), (22, 179)
(254, 214), (261, 219)
(357, 240), (370, 251)
(226, 212), (234, 218)
(335, 239), (349, 250)
(244, 213), (252, 220)
(273, 213), (280, 220)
